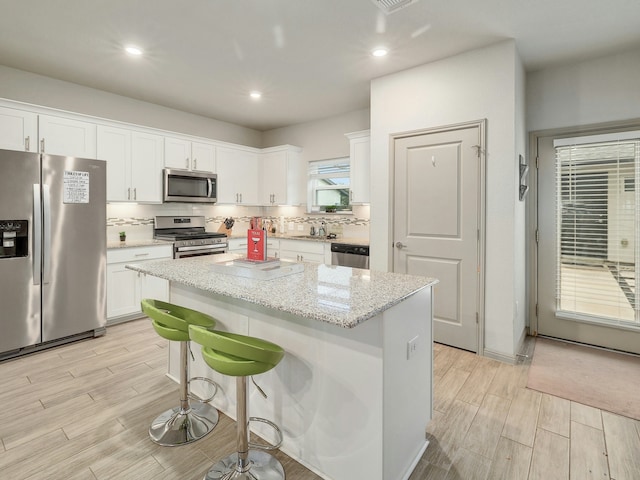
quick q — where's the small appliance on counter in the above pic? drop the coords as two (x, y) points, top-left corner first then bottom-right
(153, 215), (228, 258)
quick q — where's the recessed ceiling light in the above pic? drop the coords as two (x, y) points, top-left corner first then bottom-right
(125, 45), (143, 56)
(250, 91), (262, 99)
(372, 47), (388, 57)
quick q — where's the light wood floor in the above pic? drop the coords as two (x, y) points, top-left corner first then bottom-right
(1, 320), (638, 480)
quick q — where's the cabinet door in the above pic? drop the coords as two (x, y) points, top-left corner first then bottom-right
(216, 146), (259, 204)
(39, 115), (97, 159)
(106, 264), (141, 318)
(260, 151), (288, 205)
(98, 125), (131, 202)
(140, 273), (169, 302)
(348, 133), (370, 204)
(191, 141), (215, 172)
(0, 107), (37, 152)
(131, 131), (164, 203)
(164, 136), (192, 170)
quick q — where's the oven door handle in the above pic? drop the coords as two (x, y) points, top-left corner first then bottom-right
(207, 178), (213, 198)
(176, 244), (227, 253)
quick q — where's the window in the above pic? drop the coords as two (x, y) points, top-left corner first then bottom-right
(308, 157), (351, 213)
(555, 133), (639, 325)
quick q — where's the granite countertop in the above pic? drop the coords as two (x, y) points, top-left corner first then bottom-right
(126, 254), (436, 329)
(228, 233), (370, 245)
(107, 239), (173, 249)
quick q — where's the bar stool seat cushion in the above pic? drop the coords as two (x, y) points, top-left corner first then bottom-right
(142, 299), (216, 342)
(189, 326), (285, 376)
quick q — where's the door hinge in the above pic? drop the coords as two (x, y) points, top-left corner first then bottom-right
(535, 229), (539, 244)
(535, 303), (539, 317)
(476, 312), (479, 324)
(536, 156), (539, 169)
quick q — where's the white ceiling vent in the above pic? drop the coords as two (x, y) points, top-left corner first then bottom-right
(371, 0), (419, 15)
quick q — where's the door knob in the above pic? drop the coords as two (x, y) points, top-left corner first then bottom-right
(395, 241), (406, 249)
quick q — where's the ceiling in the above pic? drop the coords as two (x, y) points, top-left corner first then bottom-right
(0, 0), (639, 131)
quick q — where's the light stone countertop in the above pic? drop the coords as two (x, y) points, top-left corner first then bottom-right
(107, 239), (173, 249)
(229, 233), (370, 245)
(126, 254), (437, 329)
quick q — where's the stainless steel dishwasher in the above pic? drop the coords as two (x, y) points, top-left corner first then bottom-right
(330, 243), (370, 269)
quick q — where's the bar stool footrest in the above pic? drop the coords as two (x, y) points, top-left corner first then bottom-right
(248, 417), (283, 451)
(188, 376), (220, 403)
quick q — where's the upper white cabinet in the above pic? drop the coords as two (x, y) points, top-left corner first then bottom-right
(97, 125), (163, 203)
(260, 145), (303, 206)
(0, 106), (37, 152)
(346, 130), (370, 204)
(39, 114), (97, 159)
(165, 136), (215, 172)
(216, 146), (259, 204)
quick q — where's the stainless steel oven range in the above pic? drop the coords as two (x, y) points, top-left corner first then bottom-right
(153, 215), (227, 259)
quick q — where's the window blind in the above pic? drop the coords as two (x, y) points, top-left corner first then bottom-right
(555, 138), (639, 326)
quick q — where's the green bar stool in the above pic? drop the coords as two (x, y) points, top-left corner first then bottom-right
(141, 299), (220, 447)
(189, 325), (286, 480)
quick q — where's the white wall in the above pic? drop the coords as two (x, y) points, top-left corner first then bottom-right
(514, 51), (527, 352)
(0, 64), (263, 147)
(263, 108), (370, 162)
(370, 41), (522, 359)
(527, 48), (640, 132)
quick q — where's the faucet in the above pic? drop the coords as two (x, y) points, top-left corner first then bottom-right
(318, 221), (326, 237)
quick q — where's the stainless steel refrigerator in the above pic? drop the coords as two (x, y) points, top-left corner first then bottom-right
(0, 149), (106, 359)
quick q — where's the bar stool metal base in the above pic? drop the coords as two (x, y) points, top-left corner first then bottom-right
(149, 402), (219, 447)
(204, 450), (285, 480)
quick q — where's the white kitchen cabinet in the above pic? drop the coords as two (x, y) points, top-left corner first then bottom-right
(0, 106), (37, 152)
(279, 239), (325, 263)
(260, 145), (303, 206)
(346, 130), (370, 204)
(216, 146), (259, 204)
(106, 244), (172, 323)
(39, 114), (97, 159)
(97, 126), (163, 202)
(165, 136), (215, 172)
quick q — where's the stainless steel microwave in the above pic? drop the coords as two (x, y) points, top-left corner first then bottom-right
(163, 169), (217, 203)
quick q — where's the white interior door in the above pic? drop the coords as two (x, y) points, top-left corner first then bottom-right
(536, 132), (640, 354)
(393, 123), (483, 352)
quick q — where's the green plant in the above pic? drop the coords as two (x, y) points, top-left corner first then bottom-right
(119, 231), (126, 239)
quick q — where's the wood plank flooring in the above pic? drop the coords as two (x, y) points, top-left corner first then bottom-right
(1, 320), (639, 479)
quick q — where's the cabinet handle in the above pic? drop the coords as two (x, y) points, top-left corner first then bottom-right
(186, 158), (189, 169)
(134, 253), (150, 257)
(127, 188), (131, 200)
(350, 190), (353, 202)
(194, 158), (197, 170)
(133, 188), (137, 200)
(40, 138), (45, 152)
(25, 136), (30, 151)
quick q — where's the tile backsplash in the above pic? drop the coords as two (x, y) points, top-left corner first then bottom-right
(107, 203), (369, 242)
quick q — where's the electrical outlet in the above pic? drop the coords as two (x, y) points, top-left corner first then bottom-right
(288, 222), (295, 231)
(297, 224), (304, 231)
(407, 335), (419, 360)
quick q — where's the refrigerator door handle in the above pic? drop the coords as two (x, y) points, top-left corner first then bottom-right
(33, 184), (42, 285)
(43, 184), (52, 284)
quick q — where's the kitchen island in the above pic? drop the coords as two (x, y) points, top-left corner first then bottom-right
(126, 255), (437, 480)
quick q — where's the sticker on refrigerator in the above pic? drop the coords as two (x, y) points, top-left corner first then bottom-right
(63, 171), (90, 204)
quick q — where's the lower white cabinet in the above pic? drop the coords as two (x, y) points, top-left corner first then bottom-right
(279, 239), (326, 263)
(106, 244), (172, 323)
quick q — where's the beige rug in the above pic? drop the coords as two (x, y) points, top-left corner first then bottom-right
(527, 337), (640, 421)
